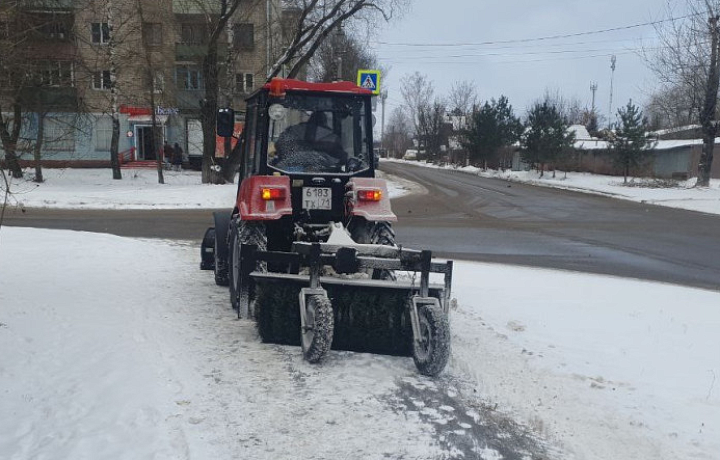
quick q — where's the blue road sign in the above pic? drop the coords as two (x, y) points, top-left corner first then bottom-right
(357, 70), (381, 95)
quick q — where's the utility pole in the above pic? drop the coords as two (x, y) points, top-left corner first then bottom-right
(590, 81), (598, 113)
(381, 90), (387, 158)
(698, 15), (720, 186)
(608, 55), (616, 128)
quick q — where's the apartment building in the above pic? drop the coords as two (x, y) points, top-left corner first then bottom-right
(0, 0), (287, 167)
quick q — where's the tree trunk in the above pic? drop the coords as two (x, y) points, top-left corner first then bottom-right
(201, 44), (223, 184)
(107, 0), (122, 180)
(4, 150), (24, 179)
(0, 103), (25, 179)
(33, 113), (45, 183)
(698, 16), (720, 187)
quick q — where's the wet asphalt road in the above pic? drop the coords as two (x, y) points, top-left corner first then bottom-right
(4, 162), (720, 291)
(382, 162), (720, 292)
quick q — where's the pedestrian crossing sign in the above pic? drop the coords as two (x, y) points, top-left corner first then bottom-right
(357, 70), (381, 95)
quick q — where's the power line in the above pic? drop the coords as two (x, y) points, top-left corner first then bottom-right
(379, 45), (660, 61)
(375, 14), (695, 48)
(379, 49), (640, 66)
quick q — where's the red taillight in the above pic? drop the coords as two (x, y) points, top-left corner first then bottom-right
(261, 187), (286, 200)
(357, 189), (382, 201)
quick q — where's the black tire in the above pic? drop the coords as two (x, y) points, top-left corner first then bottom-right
(213, 212), (232, 287)
(412, 303), (451, 376)
(350, 219), (397, 281)
(301, 294), (334, 363)
(230, 221), (267, 317)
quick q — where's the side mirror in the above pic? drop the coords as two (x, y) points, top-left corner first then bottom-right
(217, 108), (235, 137)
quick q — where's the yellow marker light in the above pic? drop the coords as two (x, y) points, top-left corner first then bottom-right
(261, 187), (285, 200)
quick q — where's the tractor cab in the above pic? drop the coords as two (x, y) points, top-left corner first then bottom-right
(226, 78), (380, 226)
(236, 78), (374, 178)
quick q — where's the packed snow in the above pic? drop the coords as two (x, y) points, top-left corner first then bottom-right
(2, 168), (413, 210)
(1, 227), (718, 459)
(385, 159), (720, 216)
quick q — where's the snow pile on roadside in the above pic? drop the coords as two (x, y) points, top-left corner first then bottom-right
(0, 228), (441, 460)
(451, 262), (720, 460)
(2, 227), (718, 459)
(5, 168), (410, 210)
(385, 159), (720, 216)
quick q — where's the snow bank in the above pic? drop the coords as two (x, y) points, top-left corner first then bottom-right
(5, 168), (410, 210)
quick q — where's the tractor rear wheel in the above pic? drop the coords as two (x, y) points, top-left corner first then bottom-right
(301, 294), (334, 363)
(214, 231), (229, 286)
(412, 303), (450, 376)
(350, 219), (397, 281)
(212, 211), (231, 286)
(230, 221), (267, 318)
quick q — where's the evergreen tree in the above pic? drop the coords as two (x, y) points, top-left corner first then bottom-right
(609, 101), (656, 183)
(521, 102), (575, 177)
(461, 96), (522, 168)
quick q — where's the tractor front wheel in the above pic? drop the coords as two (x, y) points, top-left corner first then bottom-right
(412, 303), (450, 376)
(301, 294), (334, 363)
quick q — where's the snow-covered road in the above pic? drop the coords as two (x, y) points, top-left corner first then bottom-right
(2, 227), (718, 459)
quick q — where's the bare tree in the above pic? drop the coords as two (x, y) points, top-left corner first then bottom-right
(540, 88), (585, 125)
(448, 80), (477, 116)
(383, 107), (412, 158)
(417, 98), (448, 163)
(1, 0), (86, 182)
(649, 1), (720, 186)
(309, 27), (380, 82)
(399, 71), (434, 151)
(269, 0), (407, 80)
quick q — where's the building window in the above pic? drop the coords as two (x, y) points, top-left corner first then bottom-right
(37, 61), (74, 87)
(44, 116), (76, 152)
(235, 73), (254, 93)
(92, 70), (111, 90)
(95, 116), (112, 151)
(91, 22), (110, 44)
(40, 21), (69, 40)
(180, 23), (206, 45)
(176, 65), (201, 90)
(233, 23), (254, 50)
(143, 23), (162, 46)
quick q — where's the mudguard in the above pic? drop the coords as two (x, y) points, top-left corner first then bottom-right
(237, 175), (293, 220)
(346, 177), (397, 222)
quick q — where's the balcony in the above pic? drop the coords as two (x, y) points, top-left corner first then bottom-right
(19, 87), (78, 111)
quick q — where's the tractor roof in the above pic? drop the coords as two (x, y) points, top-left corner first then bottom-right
(263, 78), (373, 96)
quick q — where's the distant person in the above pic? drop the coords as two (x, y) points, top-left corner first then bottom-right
(172, 143), (184, 171)
(163, 141), (173, 166)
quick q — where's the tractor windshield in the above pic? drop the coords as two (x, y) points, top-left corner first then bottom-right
(267, 94), (370, 175)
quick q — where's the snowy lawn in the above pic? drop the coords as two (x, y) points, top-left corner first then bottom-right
(1, 227), (718, 459)
(3, 168), (413, 210)
(385, 159), (720, 216)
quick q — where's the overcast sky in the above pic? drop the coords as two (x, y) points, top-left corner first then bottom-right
(371, 0), (672, 122)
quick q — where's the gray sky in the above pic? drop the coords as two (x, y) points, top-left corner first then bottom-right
(371, 0), (670, 122)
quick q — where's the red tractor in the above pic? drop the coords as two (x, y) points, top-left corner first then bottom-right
(201, 78), (452, 376)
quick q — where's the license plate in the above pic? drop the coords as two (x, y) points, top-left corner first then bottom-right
(302, 187), (332, 210)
